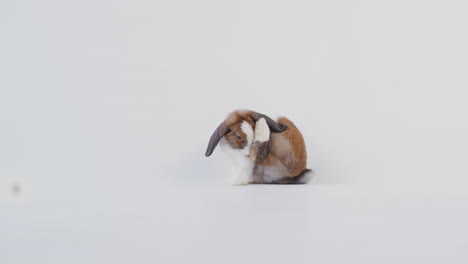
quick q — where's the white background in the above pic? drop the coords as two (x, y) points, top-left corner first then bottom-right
(1, 0), (468, 263)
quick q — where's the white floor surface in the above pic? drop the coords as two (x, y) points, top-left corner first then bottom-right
(2, 181), (468, 264)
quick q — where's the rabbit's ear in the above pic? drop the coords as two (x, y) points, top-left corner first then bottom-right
(205, 122), (229, 157)
(250, 112), (288, 133)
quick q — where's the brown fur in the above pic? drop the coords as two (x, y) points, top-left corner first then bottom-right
(255, 117), (307, 178)
(249, 141), (271, 162)
(222, 110), (255, 150)
(220, 111), (307, 176)
(206, 109), (309, 183)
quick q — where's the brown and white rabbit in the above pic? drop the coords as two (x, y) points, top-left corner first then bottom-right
(205, 109), (312, 185)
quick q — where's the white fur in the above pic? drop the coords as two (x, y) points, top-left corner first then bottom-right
(220, 121), (255, 185)
(254, 117), (270, 142)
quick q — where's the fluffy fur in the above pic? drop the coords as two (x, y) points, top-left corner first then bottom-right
(219, 121), (255, 185)
(205, 109), (311, 185)
(253, 118), (269, 142)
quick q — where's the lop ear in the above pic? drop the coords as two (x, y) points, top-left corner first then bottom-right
(205, 122), (229, 157)
(250, 112), (288, 133)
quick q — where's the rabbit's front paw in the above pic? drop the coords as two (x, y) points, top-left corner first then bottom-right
(254, 117), (270, 142)
(229, 174), (250, 186)
(250, 118), (271, 162)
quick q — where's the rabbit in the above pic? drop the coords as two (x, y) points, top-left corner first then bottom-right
(205, 109), (312, 185)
